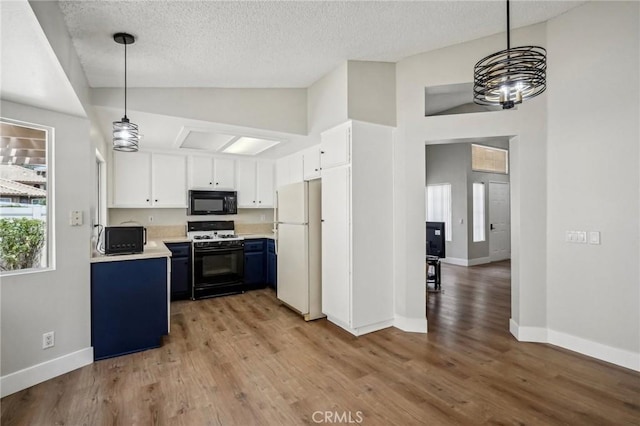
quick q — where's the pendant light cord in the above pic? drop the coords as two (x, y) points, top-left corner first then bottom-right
(506, 0), (510, 50)
(124, 39), (128, 119)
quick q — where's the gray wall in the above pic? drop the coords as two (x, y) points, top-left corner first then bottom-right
(425, 143), (468, 260)
(546, 1), (639, 355)
(1, 101), (92, 376)
(425, 140), (510, 262)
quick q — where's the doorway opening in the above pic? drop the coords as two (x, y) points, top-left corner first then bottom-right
(424, 137), (514, 335)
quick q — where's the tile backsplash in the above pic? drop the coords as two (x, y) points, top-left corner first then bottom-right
(109, 208), (274, 227)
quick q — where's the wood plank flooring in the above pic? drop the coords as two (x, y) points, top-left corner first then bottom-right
(2, 260), (639, 425)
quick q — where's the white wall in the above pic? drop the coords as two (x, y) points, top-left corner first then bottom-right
(1, 101), (93, 395)
(347, 61), (396, 127)
(307, 62), (348, 139)
(546, 1), (639, 362)
(394, 22), (548, 331)
(91, 87), (307, 136)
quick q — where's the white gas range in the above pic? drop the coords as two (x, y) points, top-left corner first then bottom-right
(187, 220), (245, 299)
(187, 220), (244, 246)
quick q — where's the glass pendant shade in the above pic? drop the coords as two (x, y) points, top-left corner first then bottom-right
(113, 116), (139, 152)
(473, 1), (547, 109)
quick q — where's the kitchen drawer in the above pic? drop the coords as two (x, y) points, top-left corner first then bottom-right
(244, 240), (265, 252)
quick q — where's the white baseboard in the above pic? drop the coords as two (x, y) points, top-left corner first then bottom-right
(509, 318), (547, 342)
(440, 257), (492, 267)
(547, 329), (640, 372)
(440, 257), (467, 266)
(394, 315), (428, 333)
(509, 319), (639, 372)
(1, 347), (93, 398)
(468, 257), (492, 266)
(326, 316), (394, 336)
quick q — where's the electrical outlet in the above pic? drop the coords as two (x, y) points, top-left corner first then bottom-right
(42, 331), (55, 349)
(69, 210), (83, 226)
(260, 214), (266, 222)
(149, 215), (154, 223)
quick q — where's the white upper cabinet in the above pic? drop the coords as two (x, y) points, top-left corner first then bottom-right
(112, 151), (187, 208)
(276, 151), (304, 188)
(213, 158), (235, 189)
(320, 122), (351, 169)
(256, 161), (274, 207)
(112, 151), (152, 207)
(236, 160), (275, 208)
(152, 154), (187, 207)
(236, 160), (257, 207)
(302, 145), (321, 181)
(189, 156), (235, 189)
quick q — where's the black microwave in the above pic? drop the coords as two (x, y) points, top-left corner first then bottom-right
(104, 226), (146, 255)
(188, 190), (237, 215)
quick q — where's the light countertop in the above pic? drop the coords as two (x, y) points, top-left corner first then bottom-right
(91, 238), (173, 263)
(239, 233), (276, 240)
(91, 234), (276, 263)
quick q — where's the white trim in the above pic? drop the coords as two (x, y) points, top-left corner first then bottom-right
(439, 257), (492, 267)
(326, 316), (394, 337)
(509, 319), (639, 372)
(0, 347), (93, 398)
(509, 318), (547, 342)
(440, 257), (467, 266)
(547, 329), (640, 372)
(468, 256), (492, 266)
(394, 315), (428, 333)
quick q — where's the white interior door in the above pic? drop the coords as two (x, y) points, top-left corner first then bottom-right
(489, 182), (510, 261)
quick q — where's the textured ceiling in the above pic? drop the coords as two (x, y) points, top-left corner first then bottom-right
(59, 0), (583, 89)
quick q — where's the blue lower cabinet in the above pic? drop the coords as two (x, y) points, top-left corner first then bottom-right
(91, 257), (168, 360)
(267, 239), (277, 290)
(244, 239), (267, 289)
(166, 243), (191, 300)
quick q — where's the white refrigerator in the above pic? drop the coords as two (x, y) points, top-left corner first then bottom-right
(276, 180), (323, 321)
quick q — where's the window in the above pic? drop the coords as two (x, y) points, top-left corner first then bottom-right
(473, 183), (485, 242)
(426, 184), (452, 241)
(472, 144), (508, 174)
(0, 119), (51, 273)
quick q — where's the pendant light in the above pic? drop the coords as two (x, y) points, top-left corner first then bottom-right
(112, 32), (139, 152)
(473, 0), (547, 109)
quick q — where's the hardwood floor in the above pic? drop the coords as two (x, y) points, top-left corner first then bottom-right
(2, 261), (639, 425)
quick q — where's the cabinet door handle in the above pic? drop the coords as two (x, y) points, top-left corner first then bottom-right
(321, 151), (325, 154)
(146, 199), (150, 202)
(258, 201), (262, 204)
(315, 168), (318, 172)
(209, 182), (212, 185)
(216, 182), (219, 185)
(155, 199), (158, 202)
(253, 201), (256, 203)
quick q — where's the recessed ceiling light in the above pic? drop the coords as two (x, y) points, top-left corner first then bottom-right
(181, 131), (236, 151)
(222, 137), (280, 156)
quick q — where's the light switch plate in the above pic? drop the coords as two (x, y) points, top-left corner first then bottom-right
(589, 231), (600, 245)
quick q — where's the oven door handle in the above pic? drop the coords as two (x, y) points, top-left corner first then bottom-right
(194, 246), (244, 254)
